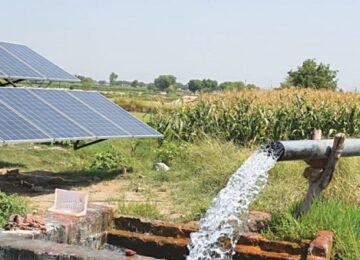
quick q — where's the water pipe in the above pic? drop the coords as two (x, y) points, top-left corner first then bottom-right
(273, 138), (360, 161)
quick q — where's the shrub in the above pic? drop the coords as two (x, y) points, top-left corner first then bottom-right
(0, 192), (29, 226)
(155, 140), (188, 165)
(89, 146), (130, 170)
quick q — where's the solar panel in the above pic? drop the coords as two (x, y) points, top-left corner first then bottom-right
(0, 47), (43, 79)
(70, 91), (162, 137)
(0, 41), (79, 82)
(31, 89), (131, 138)
(0, 88), (93, 140)
(0, 88), (162, 144)
(0, 101), (50, 143)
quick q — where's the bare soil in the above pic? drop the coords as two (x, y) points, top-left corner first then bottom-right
(0, 168), (174, 218)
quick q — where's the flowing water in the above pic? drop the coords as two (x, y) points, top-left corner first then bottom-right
(187, 144), (283, 259)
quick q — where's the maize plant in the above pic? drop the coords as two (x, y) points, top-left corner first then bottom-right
(149, 88), (360, 145)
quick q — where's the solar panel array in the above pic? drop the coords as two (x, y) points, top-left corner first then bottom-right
(0, 88), (162, 144)
(0, 41), (79, 82)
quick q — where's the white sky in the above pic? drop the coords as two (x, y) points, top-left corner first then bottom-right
(2, 0), (360, 90)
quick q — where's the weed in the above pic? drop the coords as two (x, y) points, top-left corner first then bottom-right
(155, 140), (188, 165)
(262, 199), (360, 260)
(89, 145), (130, 170)
(152, 171), (170, 182)
(117, 201), (163, 220)
(0, 192), (29, 226)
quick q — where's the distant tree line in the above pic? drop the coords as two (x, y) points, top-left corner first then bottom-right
(75, 59), (339, 92)
(75, 73), (258, 93)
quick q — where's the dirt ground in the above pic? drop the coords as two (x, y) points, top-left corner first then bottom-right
(0, 168), (174, 218)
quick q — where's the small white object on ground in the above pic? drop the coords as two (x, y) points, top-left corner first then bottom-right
(153, 162), (170, 171)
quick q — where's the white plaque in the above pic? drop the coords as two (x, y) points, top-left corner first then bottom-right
(49, 189), (88, 217)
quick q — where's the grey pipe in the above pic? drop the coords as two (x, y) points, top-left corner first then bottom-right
(274, 139), (360, 161)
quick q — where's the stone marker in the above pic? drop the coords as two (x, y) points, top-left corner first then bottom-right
(49, 188), (88, 217)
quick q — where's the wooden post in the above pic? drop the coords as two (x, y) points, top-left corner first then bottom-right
(295, 131), (345, 218)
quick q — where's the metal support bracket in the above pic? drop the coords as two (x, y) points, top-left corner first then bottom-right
(295, 131), (345, 218)
(0, 79), (23, 87)
(73, 139), (107, 150)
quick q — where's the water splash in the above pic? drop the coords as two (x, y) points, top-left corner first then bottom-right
(187, 144), (283, 259)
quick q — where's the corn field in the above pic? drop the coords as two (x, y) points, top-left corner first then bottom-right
(149, 88), (360, 145)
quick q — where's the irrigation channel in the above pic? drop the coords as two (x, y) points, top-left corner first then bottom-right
(187, 143), (284, 260)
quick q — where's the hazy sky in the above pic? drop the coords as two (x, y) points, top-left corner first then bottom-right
(2, 0), (360, 90)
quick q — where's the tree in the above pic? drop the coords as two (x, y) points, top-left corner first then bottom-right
(154, 75), (176, 91)
(76, 75), (94, 89)
(284, 59), (338, 90)
(131, 80), (139, 88)
(147, 83), (156, 91)
(246, 83), (258, 89)
(202, 79), (218, 91)
(109, 72), (118, 85)
(188, 79), (203, 93)
(188, 79), (218, 93)
(219, 81), (258, 91)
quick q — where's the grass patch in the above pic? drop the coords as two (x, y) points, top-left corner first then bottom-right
(165, 139), (252, 221)
(253, 157), (360, 211)
(262, 199), (360, 260)
(117, 201), (163, 220)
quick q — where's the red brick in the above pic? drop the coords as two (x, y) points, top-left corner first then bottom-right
(306, 230), (333, 260)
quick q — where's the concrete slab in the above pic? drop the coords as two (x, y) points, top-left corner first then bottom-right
(0, 234), (153, 260)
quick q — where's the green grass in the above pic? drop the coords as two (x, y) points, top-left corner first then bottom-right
(116, 201), (163, 220)
(158, 140), (251, 220)
(262, 199), (360, 259)
(0, 138), (359, 258)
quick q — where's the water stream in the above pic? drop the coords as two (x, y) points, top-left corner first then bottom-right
(187, 144), (283, 259)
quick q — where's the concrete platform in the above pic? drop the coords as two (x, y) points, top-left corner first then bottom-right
(0, 205), (333, 260)
(0, 233), (153, 260)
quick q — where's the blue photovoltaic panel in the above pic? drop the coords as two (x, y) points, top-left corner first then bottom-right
(70, 91), (162, 137)
(0, 88), (93, 139)
(31, 89), (131, 138)
(0, 88), (162, 144)
(0, 102), (49, 142)
(0, 47), (43, 79)
(0, 41), (79, 82)
(0, 42), (78, 82)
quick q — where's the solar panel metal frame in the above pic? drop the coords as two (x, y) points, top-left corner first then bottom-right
(0, 87), (162, 145)
(0, 41), (80, 82)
